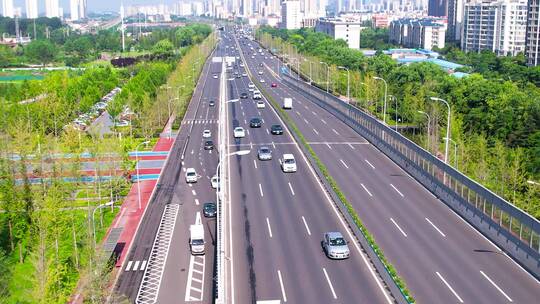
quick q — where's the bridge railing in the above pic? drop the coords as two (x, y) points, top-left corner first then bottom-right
(282, 73), (540, 279)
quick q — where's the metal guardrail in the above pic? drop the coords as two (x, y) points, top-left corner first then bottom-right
(282, 73), (540, 280)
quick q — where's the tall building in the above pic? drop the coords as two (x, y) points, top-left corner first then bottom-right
(447, 0), (464, 41)
(2, 0), (14, 18)
(46, 0), (61, 18)
(526, 0), (540, 65)
(302, 0), (318, 17)
(462, 0), (528, 56)
(389, 18), (446, 50)
(281, 0), (302, 29)
(315, 17), (362, 49)
(428, 0), (447, 16)
(25, 0), (38, 18)
(241, 0), (252, 16)
(70, 0), (86, 20)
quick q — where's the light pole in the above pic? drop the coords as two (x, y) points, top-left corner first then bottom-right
(430, 97), (451, 164)
(338, 66), (350, 103)
(374, 76), (388, 124)
(135, 140), (149, 210)
(444, 137), (458, 169)
(168, 97), (179, 139)
(216, 149), (250, 204)
(417, 110), (431, 150)
(92, 201), (114, 247)
(320, 61), (329, 93)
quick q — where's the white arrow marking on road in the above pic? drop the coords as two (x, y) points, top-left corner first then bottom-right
(195, 212), (202, 225)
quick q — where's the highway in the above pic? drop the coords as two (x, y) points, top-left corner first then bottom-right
(238, 33), (540, 303)
(221, 32), (393, 303)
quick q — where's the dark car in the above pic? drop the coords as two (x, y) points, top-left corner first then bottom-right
(240, 92), (249, 99)
(250, 117), (262, 128)
(203, 202), (217, 217)
(271, 124), (283, 135)
(271, 83), (278, 88)
(204, 140), (214, 150)
(209, 100), (215, 107)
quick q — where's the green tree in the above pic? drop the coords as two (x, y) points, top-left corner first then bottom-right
(152, 39), (174, 56)
(25, 40), (57, 65)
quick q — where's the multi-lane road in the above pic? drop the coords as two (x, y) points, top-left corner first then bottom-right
(114, 26), (540, 304)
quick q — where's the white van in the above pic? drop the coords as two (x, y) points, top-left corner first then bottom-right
(283, 98), (292, 109)
(281, 154), (297, 173)
(253, 91), (262, 100)
(189, 224), (205, 255)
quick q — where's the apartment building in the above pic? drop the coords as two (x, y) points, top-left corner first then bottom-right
(526, 0), (540, 65)
(315, 17), (362, 49)
(389, 18), (447, 50)
(281, 0), (302, 29)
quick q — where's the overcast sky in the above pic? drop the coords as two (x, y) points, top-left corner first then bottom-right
(12, 0), (181, 13)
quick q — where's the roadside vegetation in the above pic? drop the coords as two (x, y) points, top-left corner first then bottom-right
(0, 21), (214, 303)
(258, 27), (540, 222)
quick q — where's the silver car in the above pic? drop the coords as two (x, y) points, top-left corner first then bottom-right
(322, 232), (350, 259)
(257, 147), (272, 160)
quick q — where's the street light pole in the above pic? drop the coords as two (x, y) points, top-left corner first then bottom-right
(135, 140), (149, 210)
(92, 201), (114, 247)
(430, 97), (451, 164)
(320, 61), (329, 93)
(417, 110), (431, 150)
(444, 137), (458, 169)
(374, 76), (388, 124)
(338, 66), (350, 103)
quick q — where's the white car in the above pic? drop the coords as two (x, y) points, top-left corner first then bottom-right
(251, 56), (255, 59)
(260, 79), (265, 83)
(248, 82), (255, 89)
(258, 71), (263, 75)
(281, 154), (297, 173)
(211, 175), (219, 189)
(233, 127), (246, 138)
(256, 100), (265, 109)
(213, 74), (218, 79)
(185, 168), (198, 183)
(203, 130), (211, 138)
(242, 73), (248, 77)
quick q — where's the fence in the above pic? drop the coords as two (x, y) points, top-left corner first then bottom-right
(282, 73), (540, 279)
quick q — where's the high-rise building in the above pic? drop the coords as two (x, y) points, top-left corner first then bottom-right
(302, 0), (318, 17)
(389, 18), (446, 50)
(526, 0), (540, 65)
(315, 17), (362, 49)
(462, 0), (528, 56)
(281, 0), (302, 29)
(25, 0), (38, 18)
(46, 0), (61, 18)
(2, 0), (14, 18)
(242, 0), (252, 16)
(428, 0), (447, 16)
(70, 0), (86, 20)
(447, 0), (464, 41)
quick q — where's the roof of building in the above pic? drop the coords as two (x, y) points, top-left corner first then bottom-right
(391, 17), (446, 27)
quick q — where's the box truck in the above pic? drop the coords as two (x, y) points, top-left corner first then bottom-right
(283, 98), (292, 109)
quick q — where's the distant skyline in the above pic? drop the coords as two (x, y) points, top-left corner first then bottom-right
(8, 0), (182, 13)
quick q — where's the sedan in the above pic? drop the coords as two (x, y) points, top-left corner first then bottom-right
(233, 127), (245, 138)
(270, 124), (284, 135)
(213, 74), (218, 79)
(209, 100), (215, 107)
(211, 175), (219, 189)
(258, 71), (263, 75)
(322, 232), (350, 259)
(257, 147), (272, 160)
(256, 100), (265, 109)
(204, 140), (214, 150)
(260, 79), (265, 83)
(250, 117), (262, 128)
(240, 92), (249, 99)
(271, 83), (278, 88)
(203, 202), (217, 217)
(202, 130), (211, 138)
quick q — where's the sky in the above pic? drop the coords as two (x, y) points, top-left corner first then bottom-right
(11, 0), (182, 13)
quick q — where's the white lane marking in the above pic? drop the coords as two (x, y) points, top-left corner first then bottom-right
(361, 183), (373, 197)
(195, 198), (200, 205)
(266, 217), (273, 238)
(191, 149), (194, 155)
(321, 119), (327, 124)
(272, 141), (276, 149)
(183, 167), (186, 172)
(326, 143), (332, 150)
(313, 128), (319, 135)
(125, 261), (133, 271)
(390, 184), (404, 197)
(192, 190), (197, 196)
(425, 217), (446, 237)
(322, 268), (338, 299)
(332, 129), (339, 135)
(246, 129), (250, 135)
(301, 216), (311, 236)
(266, 128), (270, 135)
(133, 260), (140, 271)
(436, 272), (464, 303)
(303, 118), (309, 124)
(348, 143), (355, 150)
(189, 183), (193, 188)
(288, 182), (295, 195)
(253, 159), (258, 169)
(339, 159), (349, 169)
(390, 218), (408, 237)
(277, 270), (287, 303)
(140, 260), (147, 271)
(259, 183), (264, 197)
(295, 110), (301, 115)
(365, 159), (375, 169)
(242, 111), (245, 116)
(244, 119), (247, 124)
(480, 271), (513, 302)
(311, 111), (317, 116)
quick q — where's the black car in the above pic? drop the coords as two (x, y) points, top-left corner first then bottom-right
(203, 202), (217, 217)
(240, 92), (249, 99)
(250, 117), (262, 128)
(209, 100), (215, 107)
(271, 124), (283, 135)
(204, 140), (214, 150)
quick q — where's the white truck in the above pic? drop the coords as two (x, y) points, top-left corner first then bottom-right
(189, 224), (205, 255)
(283, 97), (292, 109)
